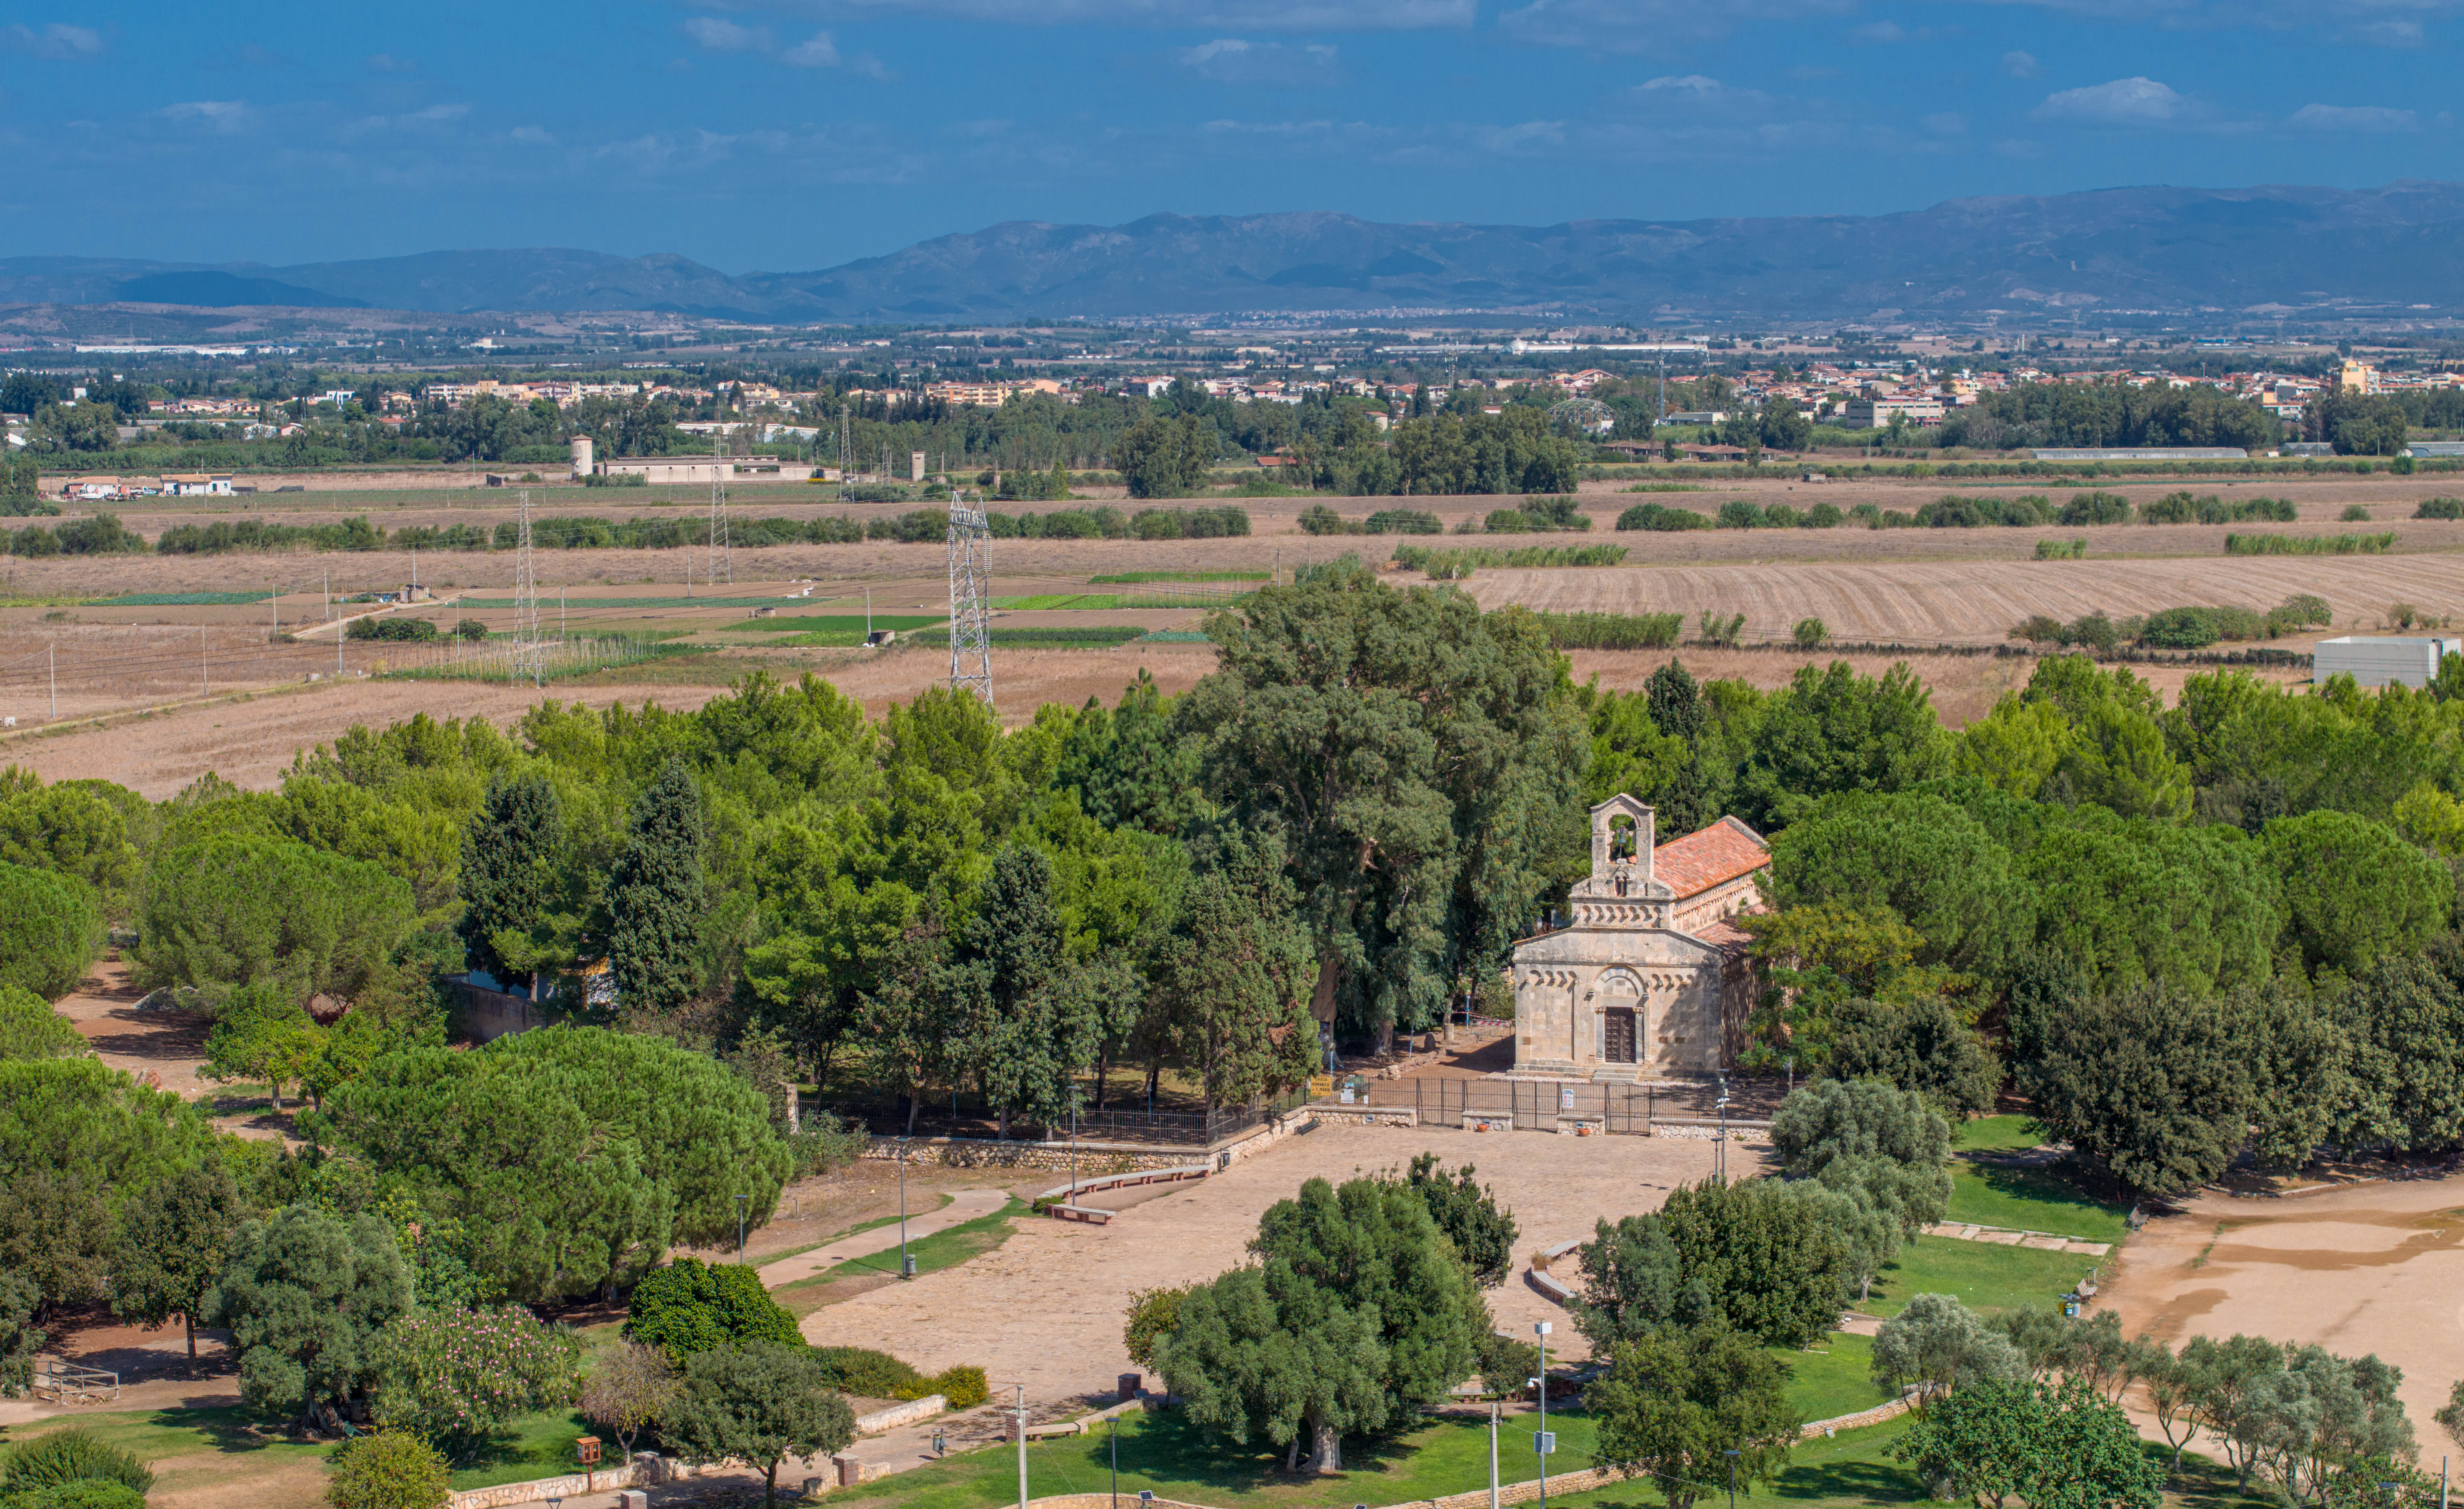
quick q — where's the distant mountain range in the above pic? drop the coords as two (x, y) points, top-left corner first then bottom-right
(11, 182), (2464, 322)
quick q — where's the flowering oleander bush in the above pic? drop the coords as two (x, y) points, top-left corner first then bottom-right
(367, 1307), (580, 1463)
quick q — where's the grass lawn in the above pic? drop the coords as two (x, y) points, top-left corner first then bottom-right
(774, 1198), (1026, 1316)
(761, 1195), (955, 1267)
(1783, 1333), (1887, 1424)
(1941, 1115), (2133, 1245)
(829, 1404), (1606, 1509)
(447, 1409), (600, 1489)
(1860, 1235), (2098, 1319)
(1944, 1161), (2131, 1245)
(0, 1407), (332, 1500)
(1950, 1114), (2042, 1153)
(1545, 1419), (1923, 1509)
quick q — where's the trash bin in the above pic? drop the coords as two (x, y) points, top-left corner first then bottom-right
(1119, 1372), (1142, 1402)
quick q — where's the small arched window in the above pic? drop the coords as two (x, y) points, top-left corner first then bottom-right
(1608, 813), (1638, 862)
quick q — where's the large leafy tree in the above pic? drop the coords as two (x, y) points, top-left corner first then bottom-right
(0, 984), (87, 1061)
(665, 1342), (858, 1509)
(2263, 810), (2452, 978)
(1590, 1323), (1801, 1509)
(130, 837), (413, 1004)
(0, 1058), (214, 1306)
(2016, 984), (2252, 1195)
(945, 844), (1135, 1133)
(0, 860), (104, 1001)
(111, 1159), (249, 1358)
(1177, 567), (1586, 1043)
(607, 757), (709, 1015)
(328, 1025), (793, 1301)
(2335, 951), (2464, 1155)
(1403, 1153), (1519, 1288)
(1768, 794), (2031, 978)
(1148, 828), (1318, 1111)
(200, 1206), (413, 1425)
(455, 769), (579, 991)
(1655, 1177), (1854, 1349)
(0, 782), (141, 913)
(1162, 1175), (1486, 1473)
(1735, 661), (1952, 833)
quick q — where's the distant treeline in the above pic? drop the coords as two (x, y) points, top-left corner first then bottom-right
(38, 504), (1253, 557)
(1617, 491), (2299, 534)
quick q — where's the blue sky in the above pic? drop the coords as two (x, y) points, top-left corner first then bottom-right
(1, 0), (2457, 273)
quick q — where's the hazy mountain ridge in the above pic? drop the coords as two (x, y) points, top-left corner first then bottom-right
(9, 182), (2464, 320)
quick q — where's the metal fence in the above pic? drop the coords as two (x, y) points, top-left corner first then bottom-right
(1366, 1075), (1784, 1133)
(801, 1087), (1310, 1149)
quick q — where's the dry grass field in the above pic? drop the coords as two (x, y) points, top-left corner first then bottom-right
(4, 468), (2455, 794)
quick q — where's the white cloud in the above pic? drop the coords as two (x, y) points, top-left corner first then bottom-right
(2289, 102), (2418, 130)
(1924, 111), (1969, 134)
(1853, 20), (1908, 38)
(158, 99), (253, 132)
(365, 52), (415, 72)
(2345, 19), (2422, 43)
(699, 0), (1467, 29)
(404, 103), (470, 122)
(683, 16), (768, 50)
(781, 30), (842, 63)
(1175, 38), (1343, 84)
(1496, 0), (1850, 52)
(509, 125), (557, 144)
(1641, 72), (1723, 91)
(2, 21), (103, 58)
(2031, 76), (2186, 124)
(2001, 49), (2039, 75)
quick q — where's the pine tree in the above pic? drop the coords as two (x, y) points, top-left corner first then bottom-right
(456, 770), (565, 990)
(608, 758), (708, 1016)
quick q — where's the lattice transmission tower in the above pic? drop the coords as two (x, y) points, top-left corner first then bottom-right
(511, 490), (548, 687)
(946, 491), (993, 706)
(707, 431), (733, 587)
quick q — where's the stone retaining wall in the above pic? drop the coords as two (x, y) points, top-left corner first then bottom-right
(855, 1395), (945, 1435)
(863, 1139), (1199, 1173)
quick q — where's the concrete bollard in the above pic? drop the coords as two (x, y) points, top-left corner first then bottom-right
(616, 1493), (649, 1509)
(835, 1453), (864, 1487)
(1118, 1372), (1142, 1402)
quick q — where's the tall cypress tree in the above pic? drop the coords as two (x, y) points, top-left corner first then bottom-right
(457, 770), (565, 989)
(608, 758), (708, 1015)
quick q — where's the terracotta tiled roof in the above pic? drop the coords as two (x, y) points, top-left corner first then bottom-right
(1653, 816), (1770, 899)
(1694, 918), (1755, 953)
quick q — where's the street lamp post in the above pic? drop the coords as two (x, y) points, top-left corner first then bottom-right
(1111, 1412), (1119, 1509)
(1535, 1321), (1553, 1509)
(1726, 1449), (1741, 1509)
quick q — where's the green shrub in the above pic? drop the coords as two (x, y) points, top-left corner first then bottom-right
(0, 1428), (153, 1497)
(324, 1430), (449, 1509)
(2055, 491), (2132, 526)
(1762, 504), (1800, 529)
(0, 862), (103, 1000)
(2274, 594), (2332, 627)
(1362, 509), (1441, 534)
(2224, 532), (2395, 556)
(0, 982), (86, 1061)
(1122, 1287), (1188, 1370)
(2138, 607), (2220, 649)
(1792, 618), (1827, 648)
(1716, 499), (1765, 529)
(2414, 496), (2464, 520)
(840, 484), (907, 504)
(451, 620), (488, 641)
(343, 617), (440, 643)
(1536, 612), (1683, 649)
(14, 1483), (147, 1509)
(1296, 504), (1355, 536)
(900, 1364), (990, 1408)
(624, 1258), (800, 1366)
(808, 1346), (922, 1399)
(1804, 502), (1842, 528)
(2340, 504), (2373, 522)
(1482, 509), (1532, 533)
(1614, 502), (1710, 531)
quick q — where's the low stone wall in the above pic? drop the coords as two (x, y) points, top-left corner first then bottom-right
(1799, 1394), (1915, 1437)
(445, 977), (544, 1044)
(443, 1454), (693, 1509)
(862, 1138), (1199, 1174)
(855, 1394), (945, 1435)
(1312, 1105), (1420, 1129)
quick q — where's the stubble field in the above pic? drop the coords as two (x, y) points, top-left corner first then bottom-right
(2, 470), (2453, 793)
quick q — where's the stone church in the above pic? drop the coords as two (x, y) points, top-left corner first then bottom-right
(1507, 793), (1771, 1078)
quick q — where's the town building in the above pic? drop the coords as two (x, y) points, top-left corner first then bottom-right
(1841, 395), (1946, 428)
(594, 456), (821, 484)
(1507, 796), (1769, 1078)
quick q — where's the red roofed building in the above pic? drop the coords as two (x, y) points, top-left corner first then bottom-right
(1506, 796), (1770, 1079)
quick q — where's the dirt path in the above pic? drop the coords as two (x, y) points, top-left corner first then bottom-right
(799, 1122), (1733, 1413)
(52, 958), (217, 1099)
(2093, 1171), (2464, 1440)
(757, 1189), (1011, 1288)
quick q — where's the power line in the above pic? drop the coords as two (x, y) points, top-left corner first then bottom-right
(708, 430), (733, 587)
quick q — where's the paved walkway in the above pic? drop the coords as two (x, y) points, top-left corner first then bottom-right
(757, 1188), (1010, 1288)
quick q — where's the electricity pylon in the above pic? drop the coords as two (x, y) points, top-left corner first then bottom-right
(511, 490), (547, 687)
(946, 492), (992, 707)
